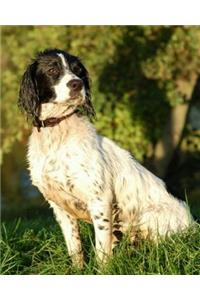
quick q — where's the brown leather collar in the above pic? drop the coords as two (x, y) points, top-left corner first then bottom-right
(33, 110), (78, 132)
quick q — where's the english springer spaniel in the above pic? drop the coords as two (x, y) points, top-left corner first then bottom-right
(18, 49), (192, 268)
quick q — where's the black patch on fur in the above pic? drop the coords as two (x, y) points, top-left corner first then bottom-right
(74, 201), (87, 212)
(18, 48), (95, 126)
(113, 230), (123, 240)
(18, 62), (40, 122)
(113, 223), (121, 230)
(103, 218), (109, 222)
(98, 225), (105, 230)
(97, 197), (103, 202)
(69, 184), (74, 192)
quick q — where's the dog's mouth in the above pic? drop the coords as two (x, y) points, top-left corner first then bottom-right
(68, 94), (83, 101)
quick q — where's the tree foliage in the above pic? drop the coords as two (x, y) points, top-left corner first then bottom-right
(1, 26), (200, 164)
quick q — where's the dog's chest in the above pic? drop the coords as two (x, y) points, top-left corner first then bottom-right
(27, 128), (92, 221)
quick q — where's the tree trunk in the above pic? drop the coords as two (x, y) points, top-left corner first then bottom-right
(152, 75), (198, 178)
(153, 103), (189, 178)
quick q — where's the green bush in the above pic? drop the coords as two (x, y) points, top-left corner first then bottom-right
(1, 26), (200, 163)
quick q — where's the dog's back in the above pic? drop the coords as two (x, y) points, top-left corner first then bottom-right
(97, 135), (192, 240)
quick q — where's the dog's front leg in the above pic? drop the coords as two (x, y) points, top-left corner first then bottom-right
(49, 201), (84, 268)
(89, 199), (112, 265)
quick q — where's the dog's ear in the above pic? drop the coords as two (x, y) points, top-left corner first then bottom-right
(18, 61), (40, 120)
(82, 71), (96, 119)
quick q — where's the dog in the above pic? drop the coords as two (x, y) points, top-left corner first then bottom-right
(18, 48), (192, 268)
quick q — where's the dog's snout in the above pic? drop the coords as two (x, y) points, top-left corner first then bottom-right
(67, 79), (83, 92)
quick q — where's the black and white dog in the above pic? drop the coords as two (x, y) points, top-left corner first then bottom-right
(19, 49), (192, 267)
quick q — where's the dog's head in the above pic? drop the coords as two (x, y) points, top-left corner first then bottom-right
(18, 49), (95, 125)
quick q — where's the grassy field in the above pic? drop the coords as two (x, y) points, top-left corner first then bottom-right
(1, 217), (200, 275)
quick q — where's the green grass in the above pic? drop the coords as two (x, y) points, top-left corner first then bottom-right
(1, 217), (200, 275)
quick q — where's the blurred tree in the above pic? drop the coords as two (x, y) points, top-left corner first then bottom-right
(1, 26), (69, 163)
(142, 26), (200, 177)
(1, 25), (200, 177)
(98, 26), (200, 176)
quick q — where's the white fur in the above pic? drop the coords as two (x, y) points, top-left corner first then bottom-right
(49, 200), (84, 267)
(58, 53), (68, 68)
(53, 54), (85, 103)
(27, 109), (192, 267)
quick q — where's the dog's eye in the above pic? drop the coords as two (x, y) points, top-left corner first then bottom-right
(47, 68), (59, 76)
(71, 65), (82, 75)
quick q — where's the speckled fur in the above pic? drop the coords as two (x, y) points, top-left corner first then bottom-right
(28, 109), (192, 267)
(21, 49), (192, 268)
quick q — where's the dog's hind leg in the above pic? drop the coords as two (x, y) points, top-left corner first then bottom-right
(49, 201), (84, 268)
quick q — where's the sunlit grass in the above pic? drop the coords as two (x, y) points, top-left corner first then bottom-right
(1, 217), (200, 275)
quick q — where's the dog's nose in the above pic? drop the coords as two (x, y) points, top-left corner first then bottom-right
(67, 79), (83, 92)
